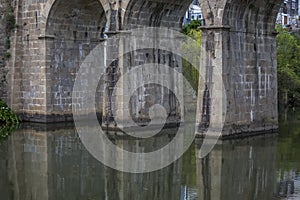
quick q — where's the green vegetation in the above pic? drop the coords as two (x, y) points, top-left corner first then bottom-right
(0, 123), (18, 142)
(276, 25), (300, 107)
(181, 20), (202, 36)
(277, 110), (300, 171)
(181, 20), (202, 94)
(181, 142), (197, 187)
(3, 51), (11, 59)
(0, 100), (19, 125)
(0, 99), (19, 141)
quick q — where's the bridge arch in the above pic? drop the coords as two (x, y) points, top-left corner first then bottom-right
(123, 0), (192, 30)
(41, 0), (110, 26)
(120, 0), (282, 133)
(43, 0), (107, 116)
(8, 0), (283, 132)
(122, 0), (282, 33)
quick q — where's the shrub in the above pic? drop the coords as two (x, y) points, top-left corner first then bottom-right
(0, 99), (19, 125)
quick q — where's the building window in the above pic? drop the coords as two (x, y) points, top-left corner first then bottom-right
(284, 15), (288, 24)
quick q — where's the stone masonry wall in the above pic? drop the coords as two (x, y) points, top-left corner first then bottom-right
(114, 0), (193, 126)
(197, 0), (282, 135)
(8, 0), (50, 120)
(6, 0), (282, 136)
(45, 0), (106, 121)
(0, 0), (14, 103)
(8, 0), (107, 122)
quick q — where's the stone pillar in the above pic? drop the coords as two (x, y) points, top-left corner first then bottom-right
(197, 26), (229, 134)
(7, 1), (54, 121)
(197, 24), (278, 136)
(105, 29), (184, 129)
(196, 0), (281, 136)
(102, 31), (121, 127)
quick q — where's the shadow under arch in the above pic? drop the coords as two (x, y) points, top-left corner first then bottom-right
(41, 0), (110, 26)
(44, 0), (107, 117)
(123, 0), (194, 30)
(222, 0), (283, 33)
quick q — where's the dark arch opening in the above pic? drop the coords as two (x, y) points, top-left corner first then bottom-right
(45, 0), (107, 114)
(223, 0), (283, 34)
(123, 0), (194, 30)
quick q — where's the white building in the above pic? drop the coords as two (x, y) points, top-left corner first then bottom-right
(183, 3), (204, 25)
(276, 0), (299, 29)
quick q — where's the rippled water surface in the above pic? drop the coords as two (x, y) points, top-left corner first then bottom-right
(0, 113), (300, 200)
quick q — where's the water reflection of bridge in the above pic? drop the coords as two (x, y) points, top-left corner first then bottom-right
(0, 124), (278, 200)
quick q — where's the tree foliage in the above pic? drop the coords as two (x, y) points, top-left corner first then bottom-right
(276, 25), (300, 107)
(181, 20), (202, 36)
(181, 20), (202, 94)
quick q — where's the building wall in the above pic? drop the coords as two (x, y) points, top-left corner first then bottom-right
(183, 1), (204, 25)
(277, 0), (299, 28)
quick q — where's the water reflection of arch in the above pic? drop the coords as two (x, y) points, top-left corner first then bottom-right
(0, 124), (182, 200)
(196, 136), (277, 200)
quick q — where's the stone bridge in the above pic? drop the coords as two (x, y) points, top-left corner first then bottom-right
(5, 0), (281, 135)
